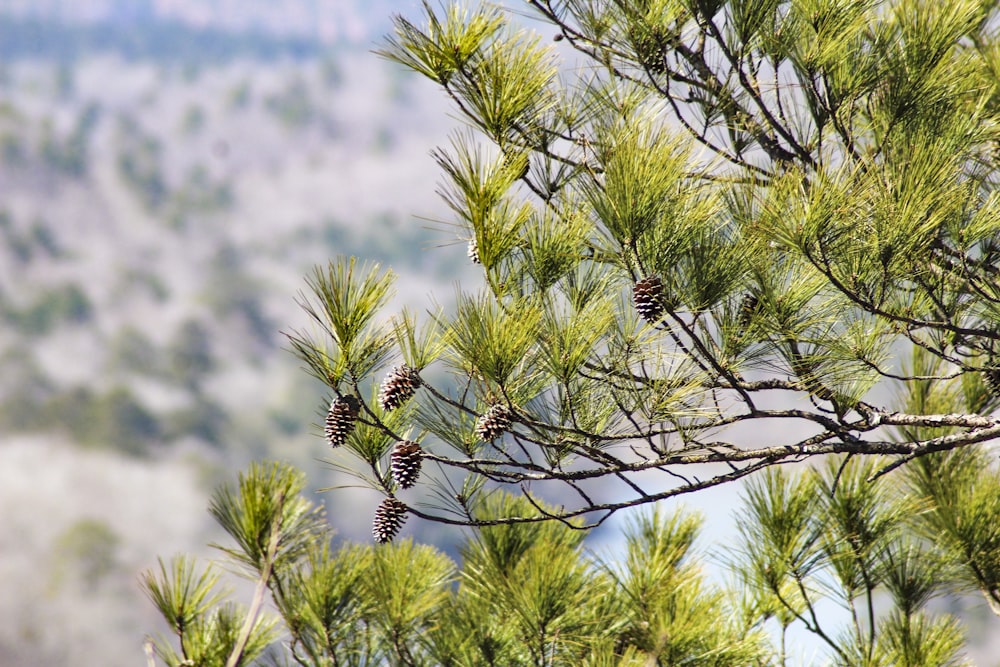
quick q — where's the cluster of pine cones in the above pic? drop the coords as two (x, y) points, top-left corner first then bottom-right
(343, 273), (688, 543)
(325, 363), (521, 543)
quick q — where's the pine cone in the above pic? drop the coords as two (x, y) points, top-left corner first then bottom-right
(631, 27), (668, 74)
(633, 275), (667, 323)
(984, 368), (1000, 398)
(379, 365), (421, 411)
(391, 440), (423, 489)
(468, 238), (481, 264)
(738, 293), (760, 328)
(324, 395), (360, 448)
(476, 403), (513, 442)
(372, 497), (408, 544)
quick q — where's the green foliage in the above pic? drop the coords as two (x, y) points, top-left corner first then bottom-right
(208, 462), (327, 574)
(377, 3), (505, 87)
(366, 539), (455, 663)
(143, 556), (277, 667)
(148, 471), (781, 666)
(282, 0), (1000, 542)
(149, 464), (991, 664)
(730, 457), (975, 665)
(905, 448), (1000, 616)
(290, 256), (397, 386)
(272, 543), (373, 662)
(446, 291), (542, 387)
(606, 508), (768, 665)
(149, 0), (1000, 663)
(143, 555), (224, 639)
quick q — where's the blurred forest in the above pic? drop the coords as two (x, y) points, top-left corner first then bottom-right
(0, 1), (471, 664)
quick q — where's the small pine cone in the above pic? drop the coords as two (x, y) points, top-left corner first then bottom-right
(372, 497), (408, 544)
(984, 368), (1000, 398)
(632, 29), (668, 74)
(379, 365), (421, 411)
(738, 293), (760, 328)
(476, 403), (513, 442)
(633, 275), (667, 323)
(391, 440), (423, 489)
(324, 395), (360, 448)
(468, 238), (481, 264)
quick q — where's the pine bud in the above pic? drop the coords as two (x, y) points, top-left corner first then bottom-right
(468, 238), (481, 264)
(324, 395), (360, 448)
(379, 365), (421, 411)
(372, 497), (408, 544)
(390, 440), (423, 489)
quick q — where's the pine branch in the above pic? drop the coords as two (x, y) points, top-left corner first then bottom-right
(225, 491), (285, 667)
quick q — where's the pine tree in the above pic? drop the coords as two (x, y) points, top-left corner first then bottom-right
(288, 0), (1000, 535)
(146, 1), (1000, 663)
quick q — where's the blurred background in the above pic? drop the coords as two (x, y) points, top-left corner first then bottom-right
(0, 1), (477, 663)
(1, 1), (998, 665)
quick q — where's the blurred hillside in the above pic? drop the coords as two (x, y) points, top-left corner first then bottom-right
(0, 7), (470, 665)
(0, 0), (404, 43)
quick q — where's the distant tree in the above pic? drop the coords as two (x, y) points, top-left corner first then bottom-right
(181, 104), (206, 136)
(29, 217), (62, 258)
(227, 80), (253, 110)
(4, 283), (93, 334)
(167, 164), (234, 229)
(55, 62), (75, 100)
(264, 76), (315, 129)
(147, 0), (1000, 663)
(69, 385), (160, 456)
(51, 518), (120, 593)
(116, 115), (168, 210)
(0, 131), (27, 166)
(167, 319), (215, 391)
(37, 103), (99, 178)
(319, 56), (343, 89)
(205, 245), (275, 348)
